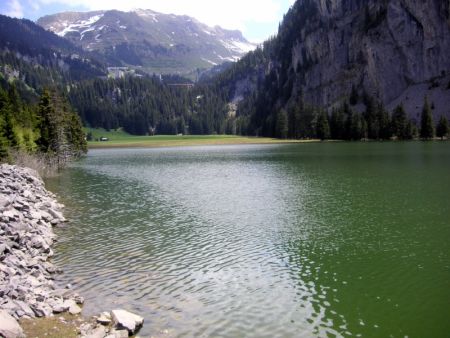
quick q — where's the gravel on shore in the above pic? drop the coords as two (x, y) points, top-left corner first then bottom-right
(0, 164), (144, 338)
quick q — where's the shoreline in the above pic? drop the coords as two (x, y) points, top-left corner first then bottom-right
(0, 164), (144, 338)
(87, 135), (320, 149)
(87, 136), (448, 150)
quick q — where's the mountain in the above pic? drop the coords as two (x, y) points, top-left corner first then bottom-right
(0, 14), (106, 102)
(280, 0), (450, 116)
(2, 1), (449, 140)
(208, 0), (450, 137)
(37, 9), (256, 76)
(0, 13), (231, 137)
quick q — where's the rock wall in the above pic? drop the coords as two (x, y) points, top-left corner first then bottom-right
(291, 0), (450, 115)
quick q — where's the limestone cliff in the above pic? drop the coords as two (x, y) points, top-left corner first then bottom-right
(289, 0), (450, 116)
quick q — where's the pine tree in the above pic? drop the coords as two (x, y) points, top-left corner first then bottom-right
(391, 105), (407, 140)
(420, 97), (434, 139)
(0, 134), (9, 161)
(36, 89), (87, 160)
(404, 119), (416, 140)
(66, 113), (88, 156)
(36, 90), (58, 153)
(316, 110), (330, 140)
(343, 103), (354, 140)
(276, 109), (288, 139)
(350, 113), (364, 140)
(364, 95), (379, 139)
(0, 89), (18, 148)
(0, 90), (10, 160)
(330, 108), (345, 140)
(436, 115), (449, 140)
(377, 104), (391, 140)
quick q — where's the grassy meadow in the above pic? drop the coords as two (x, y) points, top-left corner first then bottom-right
(85, 128), (315, 149)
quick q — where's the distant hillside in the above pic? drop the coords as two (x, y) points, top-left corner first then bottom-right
(207, 0), (450, 138)
(0, 14), (232, 137)
(37, 9), (256, 76)
(0, 14), (106, 102)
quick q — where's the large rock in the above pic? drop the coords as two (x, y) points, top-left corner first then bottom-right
(97, 311), (112, 325)
(68, 303), (82, 315)
(82, 325), (106, 338)
(0, 310), (25, 338)
(105, 329), (129, 338)
(111, 309), (144, 335)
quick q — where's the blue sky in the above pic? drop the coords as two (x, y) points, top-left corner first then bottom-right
(0, 0), (296, 42)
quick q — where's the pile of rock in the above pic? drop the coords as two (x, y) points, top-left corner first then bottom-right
(0, 164), (145, 338)
(0, 164), (84, 322)
(80, 310), (144, 338)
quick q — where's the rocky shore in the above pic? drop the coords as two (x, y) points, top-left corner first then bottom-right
(0, 164), (143, 338)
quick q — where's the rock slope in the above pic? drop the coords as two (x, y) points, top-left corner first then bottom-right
(0, 164), (84, 320)
(290, 0), (450, 115)
(225, 0), (450, 121)
(0, 164), (145, 338)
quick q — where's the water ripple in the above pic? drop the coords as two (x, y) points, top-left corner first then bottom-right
(45, 144), (450, 338)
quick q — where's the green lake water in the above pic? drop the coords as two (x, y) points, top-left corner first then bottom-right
(46, 142), (450, 338)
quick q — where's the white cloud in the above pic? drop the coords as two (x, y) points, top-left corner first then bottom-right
(28, 0), (40, 12)
(4, 0), (24, 18)
(36, 0), (284, 31)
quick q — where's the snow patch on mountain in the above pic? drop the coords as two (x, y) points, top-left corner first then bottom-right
(38, 9), (257, 74)
(56, 14), (104, 37)
(202, 58), (218, 66)
(221, 39), (256, 55)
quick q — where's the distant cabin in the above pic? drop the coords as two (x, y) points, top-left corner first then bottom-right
(100, 137), (109, 142)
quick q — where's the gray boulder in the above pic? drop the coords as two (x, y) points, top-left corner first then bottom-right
(111, 309), (144, 335)
(68, 303), (82, 315)
(97, 311), (112, 325)
(106, 329), (129, 338)
(0, 310), (25, 338)
(80, 324), (107, 338)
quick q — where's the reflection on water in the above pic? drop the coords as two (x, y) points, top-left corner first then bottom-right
(46, 143), (450, 337)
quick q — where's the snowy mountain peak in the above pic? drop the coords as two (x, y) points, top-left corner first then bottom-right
(37, 9), (256, 75)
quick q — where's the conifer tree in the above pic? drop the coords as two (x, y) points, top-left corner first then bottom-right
(420, 97), (434, 139)
(330, 108), (345, 140)
(377, 104), (391, 140)
(404, 119), (416, 140)
(350, 113), (365, 140)
(364, 95), (379, 139)
(436, 115), (449, 140)
(316, 110), (330, 140)
(276, 109), (288, 139)
(343, 103), (354, 140)
(36, 90), (58, 153)
(66, 113), (88, 156)
(0, 89), (18, 148)
(391, 105), (408, 140)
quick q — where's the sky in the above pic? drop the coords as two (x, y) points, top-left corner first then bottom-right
(0, 0), (296, 42)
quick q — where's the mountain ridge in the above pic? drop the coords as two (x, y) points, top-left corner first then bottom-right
(209, 0), (450, 138)
(37, 9), (256, 76)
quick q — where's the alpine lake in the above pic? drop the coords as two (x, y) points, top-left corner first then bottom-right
(45, 142), (450, 338)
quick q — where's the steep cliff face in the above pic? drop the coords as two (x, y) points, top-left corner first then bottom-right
(290, 0), (450, 109)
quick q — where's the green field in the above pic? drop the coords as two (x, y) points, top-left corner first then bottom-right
(85, 128), (315, 148)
